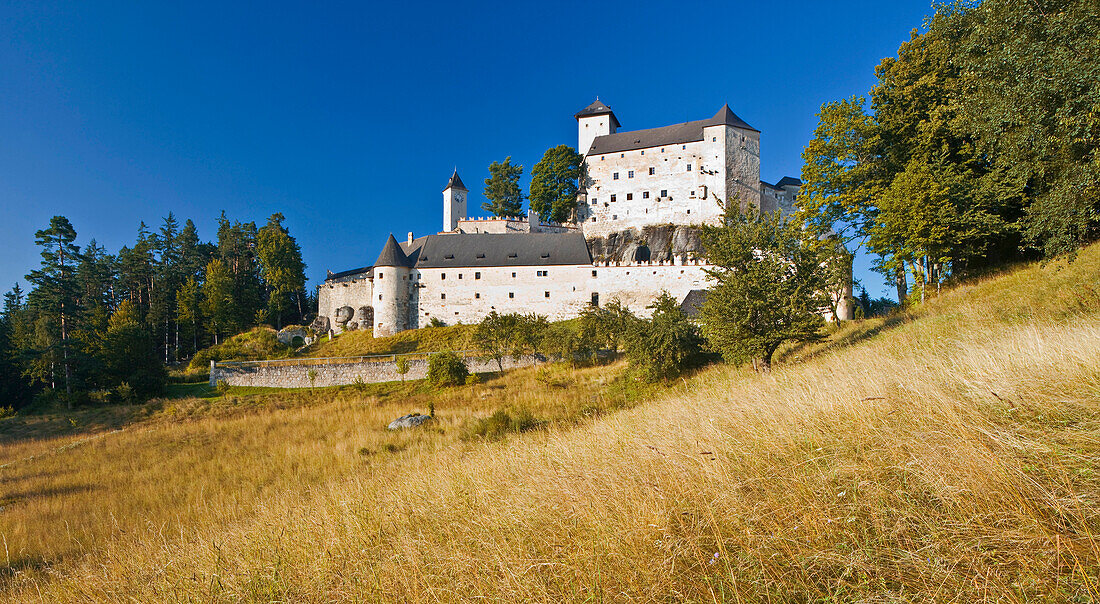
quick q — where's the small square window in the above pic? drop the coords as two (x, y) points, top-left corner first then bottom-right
(687, 209), (691, 214)
(475, 293), (480, 299)
(610, 194), (617, 202)
(620, 153), (624, 158)
(378, 294), (382, 300)
(544, 291), (550, 298)
(590, 198), (597, 205)
(660, 189), (668, 197)
(591, 217), (597, 222)
(686, 164), (692, 171)
(509, 292), (515, 298)
(441, 273), (446, 280)
(591, 292), (599, 306)
(682, 145), (686, 150)
(458, 273), (463, 279)
(626, 193), (633, 201)
(628, 170), (634, 178)
(712, 136), (716, 142)
(613, 172), (619, 180)
(592, 270), (598, 277)
(475, 272), (481, 279)
(612, 214), (618, 220)
(643, 191), (649, 199)
(441, 293), (446, 300)
(640, 150), (644, 155)
(649, 167), (655, 175)
(512, 272), (516, 278)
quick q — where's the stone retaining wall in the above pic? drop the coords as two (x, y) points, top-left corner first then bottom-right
(210, 354), (541, 389)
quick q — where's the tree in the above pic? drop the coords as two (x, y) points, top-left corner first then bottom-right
(201, 259), (236, 344)
(25, 216), (83, 403)
(0, 284), (32, 407)
(699, 208), (828, 371)
(475, 311), (521, 372)
(216, 212), (263, 328)
(176, 276), (202, 358)
(482, 157), (525, 217)
(624, 292), (704, 382)
(578, 298), (639, 352)
(97, 299), (166, 400)
(427, 351), (468, 387)
(529, 144), (583, 223)
(257, 213), (307, 328)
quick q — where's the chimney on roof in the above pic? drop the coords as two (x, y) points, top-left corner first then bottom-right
(407, 232), (414, 246)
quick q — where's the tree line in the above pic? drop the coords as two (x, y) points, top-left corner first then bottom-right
(798, 0), (1099, 303)
(481, 145), (583, 224)
(0, 212), (309, 408)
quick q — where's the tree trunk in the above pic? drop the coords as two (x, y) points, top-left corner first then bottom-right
(894, 266), (908, 305)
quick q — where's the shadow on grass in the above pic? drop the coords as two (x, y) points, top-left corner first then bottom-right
(778, 312), (911, 364)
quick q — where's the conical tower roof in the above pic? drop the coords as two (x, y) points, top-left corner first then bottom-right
(374, 234), (409, 267)
(444, 169), (467, 192)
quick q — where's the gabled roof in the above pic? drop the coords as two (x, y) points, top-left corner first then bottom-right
(323, 265), (373, 283)
(775, 176), (802, 187)
(444, 169), (468, 192)
(587, 104), (757, 155)
(374, 234), (410, 267)
(574, 99), (621, 129)
(680, 289), (708, 318)
(413, 232), (592, 268)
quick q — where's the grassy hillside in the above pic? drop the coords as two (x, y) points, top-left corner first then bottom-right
(2, 243), (1099, 601)
(302, 323), (478, 357)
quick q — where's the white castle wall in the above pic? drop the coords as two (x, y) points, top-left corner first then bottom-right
(318, 277), (373, 329)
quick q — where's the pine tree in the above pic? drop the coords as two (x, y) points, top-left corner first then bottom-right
(25, 216), (83, 404)
(482, 157), (525, 217)
(256, 213), (307, 328)
(201, 259), (236, 345)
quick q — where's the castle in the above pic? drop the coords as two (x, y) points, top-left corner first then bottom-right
(316, 100), (846, 337)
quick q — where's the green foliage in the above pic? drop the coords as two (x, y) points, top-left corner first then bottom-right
(188, 327), (291, 370)
(578, 298), (641, 352)
(256, 213), (307, 328)
(394, 356), (410, 381)
(529, 144), (583, 223)
(482, 157), (525, 217)
(25, 216), (83, 402)
(700, 208), (828, 370)
(215, 379), (231, 396)
(464, 406), (541, 441)
(96, 300), (168, 400)
(200, 258), (237, 344)
(474, 312), (548, 372)
(623, 292), (704, 382)
(427, 351), (468, 388)
(428, 317), (446, 328)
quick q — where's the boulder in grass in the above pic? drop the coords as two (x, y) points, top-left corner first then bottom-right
(387, 413), (432, 430)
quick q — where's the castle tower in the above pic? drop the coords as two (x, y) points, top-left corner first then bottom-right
(442, 169), (468, 232)
(575, 99), (620, 157)
(372, 234), (410, 337)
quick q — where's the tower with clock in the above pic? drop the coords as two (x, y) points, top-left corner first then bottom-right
(442, 169), (468, 232)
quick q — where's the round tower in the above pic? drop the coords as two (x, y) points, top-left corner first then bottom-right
(372, 234), (411, 337)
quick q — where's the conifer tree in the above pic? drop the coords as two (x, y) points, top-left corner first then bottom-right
(25, 216), (83, 403)
(256, 213), (306, 328)
(201, 259), (236, 345)
(482, 157), (525, 217)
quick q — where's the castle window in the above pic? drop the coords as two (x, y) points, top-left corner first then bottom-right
(612, 215), (618, 220)
(475, 293), (480, 299)
(509, 292), (515, 298)
(640, 150), (644, 155)
(687, 210), (691, 214)
(536, 270), (548, 276)
(592, 270), (597, 277)
(620, 153), (624, 158)
(682, 145), (686, 150)
(445, 254), (454, 259)
(475, 272), (481, 279)
(441, 273), (446, 280)
(378, 294), (382, 300)
(590, 198), (597, 205)
(712, 136), (716, 142)
(476, 253), (485, 258)
(649, 167), (655, 175)
(512, 272), (516, 278)
(610, 194), (616, 202)
(628, 170), (634, 178)
(613, 172), (619, 180)
(441, 293), (446, 300)
(626, 193), (633, 201)
(643, 191), (649, 199)
(544, 291), (550, 298)
(458, 274), (463, 279)
(508, 252), (517, 258)
(660, 189), (668, 197)
(661, 148), (665, 152)
(378, 273), (382, 279)
(686, 164), (692, 171)
(591, 217), (597, 222)
(591, 292), (599, 306)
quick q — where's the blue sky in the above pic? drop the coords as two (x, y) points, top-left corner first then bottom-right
(0, 0), (935, 300)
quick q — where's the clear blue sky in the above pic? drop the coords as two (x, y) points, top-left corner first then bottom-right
(0, 0), (935, 300)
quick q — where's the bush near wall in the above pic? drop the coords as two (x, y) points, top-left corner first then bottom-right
(427, 352), (469, 387)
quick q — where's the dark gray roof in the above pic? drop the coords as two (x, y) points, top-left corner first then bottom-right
(587, 104), (757, 155)
(775, 176), (802, 187)
(680, 289), (708, 317)
(324, 266), (373, 283)
(575, 99), (621, 129)
(444, 169), (468, 192)
(412, 232), (592, 268)
(374, 234), (409, 267)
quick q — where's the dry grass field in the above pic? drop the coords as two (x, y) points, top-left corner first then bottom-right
(2, 243), (1100, 602)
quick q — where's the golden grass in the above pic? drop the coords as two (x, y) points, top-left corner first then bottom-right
(3, 243), (1100, 601)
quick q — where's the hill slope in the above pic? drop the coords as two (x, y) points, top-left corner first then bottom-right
(5, 243), (1100, 601)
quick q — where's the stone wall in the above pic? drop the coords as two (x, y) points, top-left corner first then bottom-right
(210, 354), (542, 389)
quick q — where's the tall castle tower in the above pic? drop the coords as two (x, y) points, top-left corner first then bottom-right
(442, 169), (468, 232)
(575, 99), (620, 156)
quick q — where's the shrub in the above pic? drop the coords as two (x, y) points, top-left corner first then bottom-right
(115, 382), (136, 404)
(429, 317), (446, 328)
(215, 380), (231, 396)
(465, 373), (481, 385)
(464, 406), (541, 440)
(427, 352), (468, 387)
(625, 292), (705, 382)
